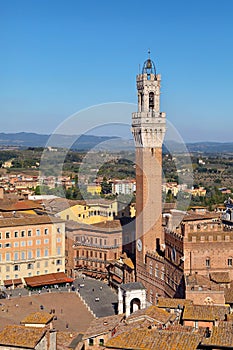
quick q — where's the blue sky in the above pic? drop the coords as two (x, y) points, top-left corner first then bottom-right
(0, 0), (233, 142)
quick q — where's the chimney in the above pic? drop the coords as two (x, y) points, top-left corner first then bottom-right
(0, 187), (4, 200)
(48, 329), (57, 350)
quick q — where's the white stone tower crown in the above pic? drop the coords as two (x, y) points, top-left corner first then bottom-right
(132, 56), (166, 148)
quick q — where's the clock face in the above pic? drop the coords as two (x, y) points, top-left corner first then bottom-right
(137, 239), (142, 252)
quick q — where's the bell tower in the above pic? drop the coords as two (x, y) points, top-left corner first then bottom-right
(132, 54), (166, 278)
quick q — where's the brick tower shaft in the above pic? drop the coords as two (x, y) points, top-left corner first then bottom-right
(132, 55), (166, 267)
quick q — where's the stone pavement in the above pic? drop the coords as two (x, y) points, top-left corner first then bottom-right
(74, 277), (118, 317)
(0, 291), (94, 332)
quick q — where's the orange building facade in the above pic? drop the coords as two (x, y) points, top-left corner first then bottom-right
(0, 216), (65, 287)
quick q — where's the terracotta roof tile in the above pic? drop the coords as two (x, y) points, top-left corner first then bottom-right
(201, 322), (233, 347)
(210, 272), (231, 283)
(127, 306), (173, 325)
(183, 305), (229, 321)
(0, 215), (64, 228)
(157, 298), (193, 309)
(24, 272), (73, 287)
(84, 314), (124, 339)
(0, 325), (46, 348)
(225, 287), (233, 304)
(106, 328), (202, 350)
(21, 311), (53, 325)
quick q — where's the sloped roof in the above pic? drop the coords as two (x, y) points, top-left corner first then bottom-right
(106, 328), (202, 350)
(185, 273), (219, 290)
(183, 305), (229, 321)
(210, 272), (231, 284)
(24, 272), (73, 287)
(84, 314), (124, 339)
(0, 215), (64, 228)
(201, 322), (233, 348)
(121, 282), (145, 291)
(21, 312), (53, 325)
(0, 325), (46, 348)
(157, 297), (193, 309)
(0, 199), (42, 211)
(225, 287), (233, 304)
(127, 305), (174, 325)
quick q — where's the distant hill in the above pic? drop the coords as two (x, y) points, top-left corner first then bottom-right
(186, 142), (233, 154)
(0, 133), (233, 153)
(0, 132), (121, 150)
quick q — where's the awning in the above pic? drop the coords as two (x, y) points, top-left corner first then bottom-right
(4, 278), (23, 286)
(112, 275), (122, 283)
(24, 272), (74, 288)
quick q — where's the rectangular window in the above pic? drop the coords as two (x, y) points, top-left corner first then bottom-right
(0, 232), (1, 239)
(14, 231), (18, 238)
(14, 252), (19, 261)
(228, 258), (232, 267)
(114, 239), (117, 246)
(44, 249), (49, 257)
(28, 240), (33, 246)
(104, 239), (107, 246)
(6, 253), (11, 261)
(100, 239), (102, 246)
(37, 262), (40, 268)
(21, 251), (25, 260)
(5, 243), (11, 248)
(13, 265), (19, 271)
(45, 261), (48, 267)
(57, 227), (61, 233)
(44, 239), (49, 244)
(14, 242), (19, 248)
(0, 243), (2, 248)
(28, 250), (33, 259)
(206, 258), (210, 267)
(36, 229), (40, 236)
(5, 232), (10, 239)
(44, 228), (48, 235)
(56, 259), (62, 265)
(21, 241), (26, 247)
(27, 263), (33, 269)
(36, 249), (40, 258)
(57, 238), (61, 243)
(28, 230), (32, 237)
(21, 230), (25, 237)
(57, 247), (61, 255)
(36, 240), (41, 245)
(0, 253), (2, 262)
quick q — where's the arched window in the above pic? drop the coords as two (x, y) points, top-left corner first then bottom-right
(149, 92), (154, 110)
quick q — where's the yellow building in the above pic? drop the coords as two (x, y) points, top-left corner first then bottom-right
(45, 198), (128, 225)
(0, 215), (65, 287)
(87, 184), (102, 196)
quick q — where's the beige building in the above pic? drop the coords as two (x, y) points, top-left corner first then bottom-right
(0, 215), (65, 287)
(44, 197), (130, 225)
